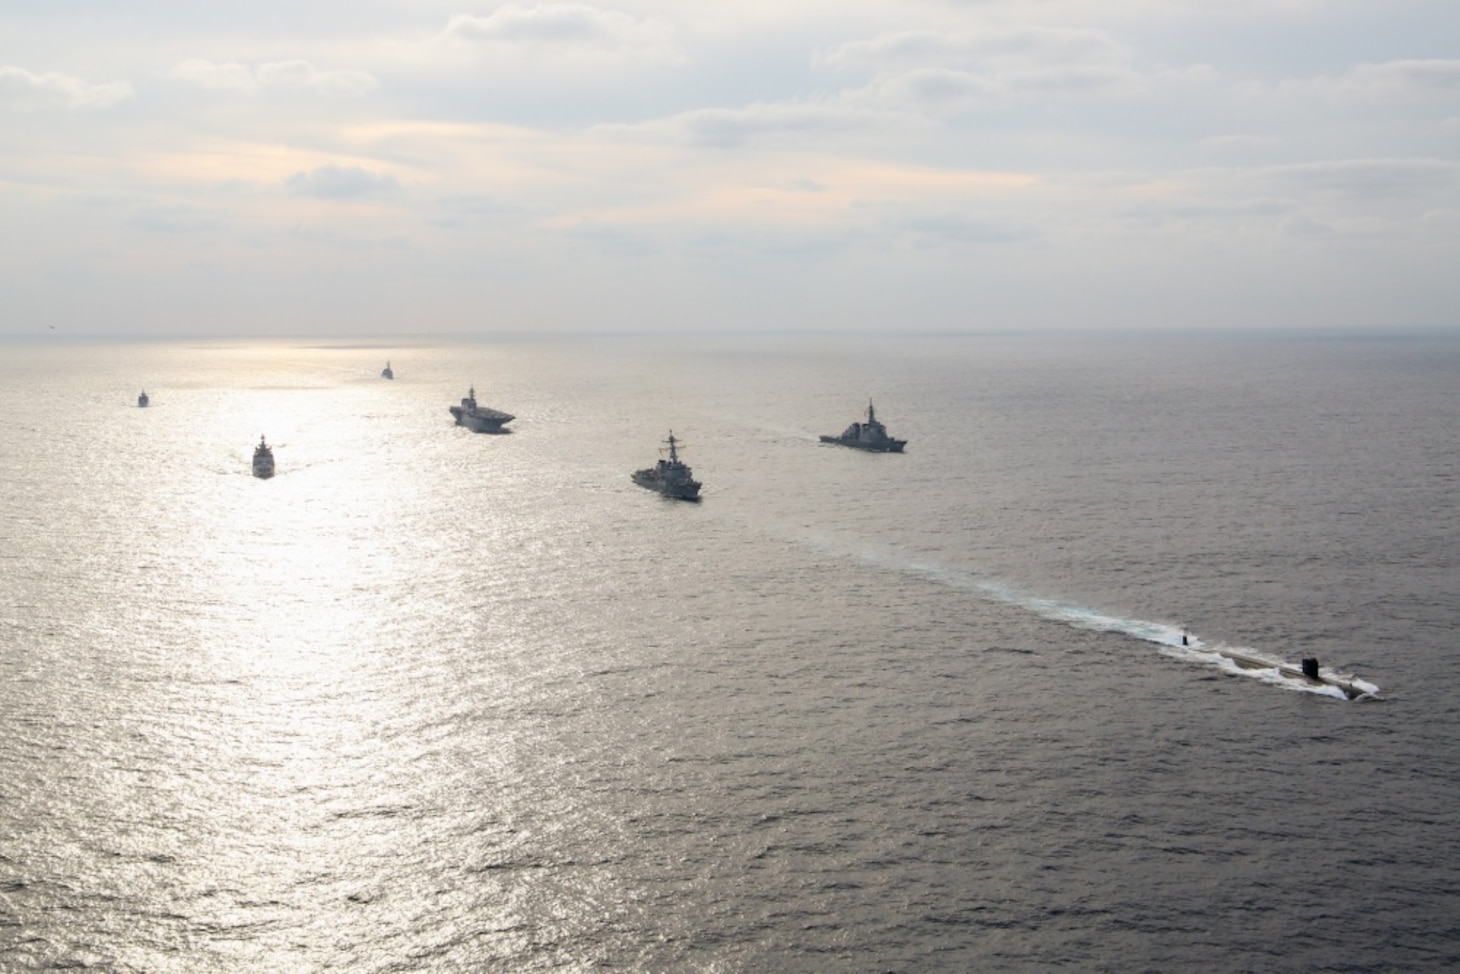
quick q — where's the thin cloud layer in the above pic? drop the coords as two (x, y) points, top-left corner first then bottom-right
(1327, 59), (1460, 98)
(0, 65), (132, 111)
(1255, 158), (1459, 198)
(286, 164), (401, 199)
(443, 4), (682, 63)
(169, 59), (377, 96)
(819, 26), (1173, 113)
(596, 102), (912, 148)
(1, 1), (1456, 334)
(818, 27), (1132, 74)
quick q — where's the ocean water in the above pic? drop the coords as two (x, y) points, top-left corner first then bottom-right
(1, 332), (1457, 972)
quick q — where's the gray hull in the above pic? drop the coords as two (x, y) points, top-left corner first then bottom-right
(819, 434), (905, 452)
(451, 406), (514, 433)
(1217, 649), (1374, 701)
(632, 470), (700, 500)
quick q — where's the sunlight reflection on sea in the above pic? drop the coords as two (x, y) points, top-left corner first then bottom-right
(1, 335), (1457, 972)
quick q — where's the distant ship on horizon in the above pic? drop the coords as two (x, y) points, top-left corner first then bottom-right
(252, 435), (275, 478)
(137, 390), (149, 408)
(820, 401), (906, 452)
(382, 361), (393, 379)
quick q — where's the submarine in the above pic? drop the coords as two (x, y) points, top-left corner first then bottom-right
(1217, 649), (1375, 700)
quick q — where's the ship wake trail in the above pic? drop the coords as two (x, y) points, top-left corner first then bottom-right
(821, 540), (1379, 700)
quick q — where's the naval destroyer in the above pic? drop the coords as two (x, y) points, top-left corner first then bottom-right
(252, 435), (275, 479)
(632, 431), (701, 501)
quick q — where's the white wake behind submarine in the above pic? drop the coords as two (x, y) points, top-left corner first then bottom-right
(1176, 630), (1379, 701)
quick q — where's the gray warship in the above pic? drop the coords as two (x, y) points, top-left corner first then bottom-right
(632, 431), (701, 501)
(820, 401), (906, 452)
(252, 435), (275, 478)
(449, 386), (514, 433)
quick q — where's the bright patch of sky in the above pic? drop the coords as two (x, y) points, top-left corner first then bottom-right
(2, 1), (1456, 334)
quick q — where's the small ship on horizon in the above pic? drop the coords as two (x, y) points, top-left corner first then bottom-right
(252, 436), (275, 478)
(820, 401), (906, 452)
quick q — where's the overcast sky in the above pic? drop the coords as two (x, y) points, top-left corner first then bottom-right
(2, 1), (1457, 336)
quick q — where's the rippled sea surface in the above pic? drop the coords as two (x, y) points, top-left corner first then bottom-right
(2, 333), (1458, 972)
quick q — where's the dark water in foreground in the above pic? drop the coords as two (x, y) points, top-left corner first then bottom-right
(1, 332), (1457, 972)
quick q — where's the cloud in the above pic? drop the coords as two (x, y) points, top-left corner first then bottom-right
(856, 63), (1142, 113)
(816, 27), (1147, 113)
(560, 221), (662, 257)
(0, 65), (132, 111)
(818, 27), (1130, 75)
(1329, 59), (1460, 98)
(256, 60), (377, 96)
(893, 212), (1030, 248)
(1256, 159), (1458, 198)
(168, 58), (376, 96)
(597, 101), (904, 148)
(167, 59), (256, 92)
(1277, 213), (1405, 240)
(443, 4), (681, 63)
(859, 68), (999, 112)
(1199, 133), (1275, 152)
(285, 164), (400, 199)
(127, 204), (222, 233)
